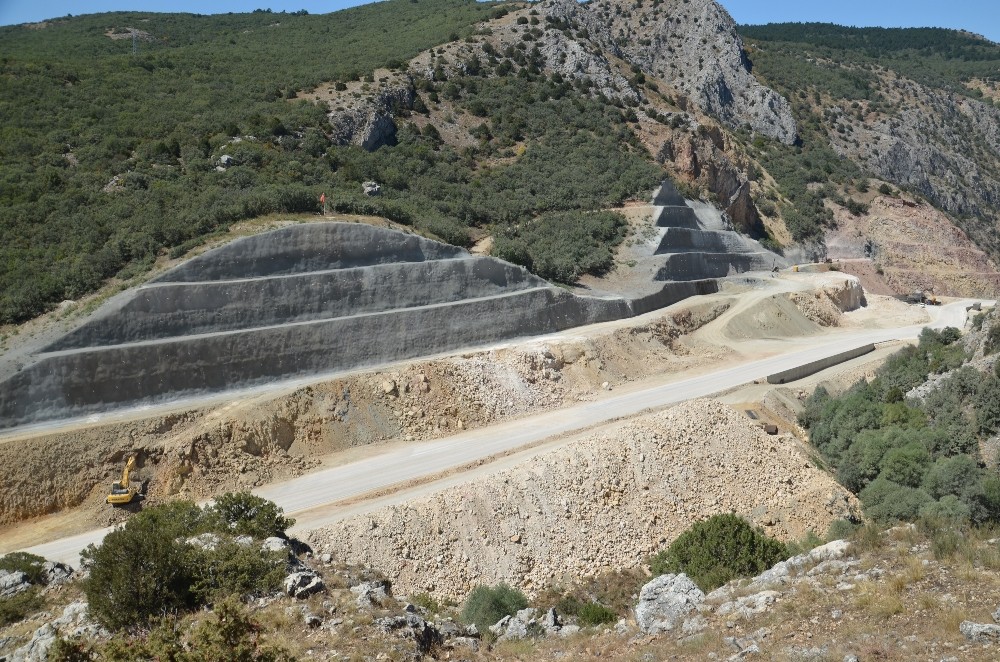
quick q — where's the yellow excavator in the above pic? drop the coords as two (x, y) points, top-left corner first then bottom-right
(107, 456), (141, 506)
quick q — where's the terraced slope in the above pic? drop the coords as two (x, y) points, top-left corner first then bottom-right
(0, 209), (783, 430)
(0, 224), (643, 429)
(651, 181), (783, 281)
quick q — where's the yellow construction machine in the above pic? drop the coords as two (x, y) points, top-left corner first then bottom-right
(107, 456), (141, 506)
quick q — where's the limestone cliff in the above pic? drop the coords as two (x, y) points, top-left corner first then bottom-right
(588, 0), (797, 144)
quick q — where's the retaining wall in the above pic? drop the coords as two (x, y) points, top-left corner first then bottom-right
(766, 344), (876, 384)
(49, 258), (546, 350)
(0, 288), (630, 428)
(654, 252), (776, 281)
(154, 224), (467, 282)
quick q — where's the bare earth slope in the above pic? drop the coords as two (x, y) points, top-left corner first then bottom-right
(308, 398), (859, 600)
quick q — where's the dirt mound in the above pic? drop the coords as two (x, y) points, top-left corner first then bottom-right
(308, 399), (859, 600)
(724, 294), (822, 340)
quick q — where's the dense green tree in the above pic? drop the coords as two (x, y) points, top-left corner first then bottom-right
(649, 514), (789, 592)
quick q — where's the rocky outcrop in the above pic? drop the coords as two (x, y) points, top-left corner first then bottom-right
(9, 601), (105, 662)
(284, 570), (325, 599)
(827, 75), (1000, 266)
(588, 0), (796, 144)
(327, 72), (414, 151)
(634, 573), (706, 635)
(0, 570), (31, 599)
(826, 195), (1000, 298)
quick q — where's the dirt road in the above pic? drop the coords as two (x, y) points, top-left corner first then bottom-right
(17, 298), (977, 566)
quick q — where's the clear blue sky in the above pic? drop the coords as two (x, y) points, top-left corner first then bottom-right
(1, 0), (997, 43)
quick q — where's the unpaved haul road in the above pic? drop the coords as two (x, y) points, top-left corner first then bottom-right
(18, 300), (978, 565)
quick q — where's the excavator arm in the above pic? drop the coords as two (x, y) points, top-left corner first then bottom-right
(107, 456), (139, 505)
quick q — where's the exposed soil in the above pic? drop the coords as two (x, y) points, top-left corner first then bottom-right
(0, 271), (873, 554)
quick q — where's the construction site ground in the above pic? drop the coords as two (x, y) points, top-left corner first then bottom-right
(0, 265), (966, 560)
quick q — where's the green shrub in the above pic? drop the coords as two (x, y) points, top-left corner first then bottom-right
(75, 599), (294, 661)
(82, 495), (294, 630)
(878, 444), (932, 488)
(82, 509), (198, 630)
(0, 551), (48, 585)
(859, 477), (933, 526)
(0, 587), (44, 628)
(827, 518), (859, 541)
(649, 514), (789, 592)
(920, 495), (972, 523)
(576, 602), (617, 627)
(460, 583), (528, 634)
(207, 491), (295, 539)
(492, 210), (629, 283)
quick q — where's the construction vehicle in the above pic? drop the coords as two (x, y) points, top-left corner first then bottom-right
(107, 456), (141, 506)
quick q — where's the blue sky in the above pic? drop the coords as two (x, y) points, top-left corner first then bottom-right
(1, 0), (997, 43)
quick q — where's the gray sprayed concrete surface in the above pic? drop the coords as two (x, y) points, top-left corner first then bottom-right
(0, 206), (782, 430)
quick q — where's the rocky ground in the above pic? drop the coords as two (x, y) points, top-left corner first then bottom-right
(6, 516), (1000, 661)
(308, 398), (859, 601)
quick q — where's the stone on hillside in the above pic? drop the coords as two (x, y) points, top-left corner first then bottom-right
(494, 614), (529, 641)
(41, 561), (74, 586)
(362, 181), (382, 196)
(375, 613), (441, 654)
(541, 607), (562, 633)
(961, 620), (1000, 643)
(0, 570), (31, 598)
(752, 540), (851, 587)
(261, 537), (290, 553)
(716, 590), (781, 618)
(186, 532), (221, 551)
(351, 579), (391, 608)
(635, 573), (706, 635)
(10, 601), (103, 662)
(285, 570), (325, 599)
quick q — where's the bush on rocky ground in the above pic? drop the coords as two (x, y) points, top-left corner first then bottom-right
(460, 583), (529, 634)
(0, 588), (44, 628)
(0, 551), (48, 585)
(81, 495), (293, 630)
(50, 599), (294, 662)
(649, 513), (790, 592)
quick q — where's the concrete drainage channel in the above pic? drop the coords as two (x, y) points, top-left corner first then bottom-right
(0, 182), (785, 430)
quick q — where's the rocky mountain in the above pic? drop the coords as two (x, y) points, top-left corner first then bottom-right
(322, 1), (1000, 297)
(740, 24), (1000, 295)
(3, 0), (1000, 327)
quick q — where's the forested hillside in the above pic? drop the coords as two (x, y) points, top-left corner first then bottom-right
(0, 0), (670, 325)
(6, 4), (1000, 326)
(0, 1), (499, 323)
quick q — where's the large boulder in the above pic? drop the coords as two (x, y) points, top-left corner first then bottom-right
(635, 573), (706, 635)
(0, 570), (31, 599)
(375, 612), (441, 654)
(41, 561), (74, 587)
(284, 570), (325, 599)
(961, 621), (1000, 643)
(351, 579), (391, 609)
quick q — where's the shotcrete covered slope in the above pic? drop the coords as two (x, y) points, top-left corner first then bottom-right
(0, 224), (638, 429)
(0, 204), (781, 429)
(645, 180), (784, 282)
